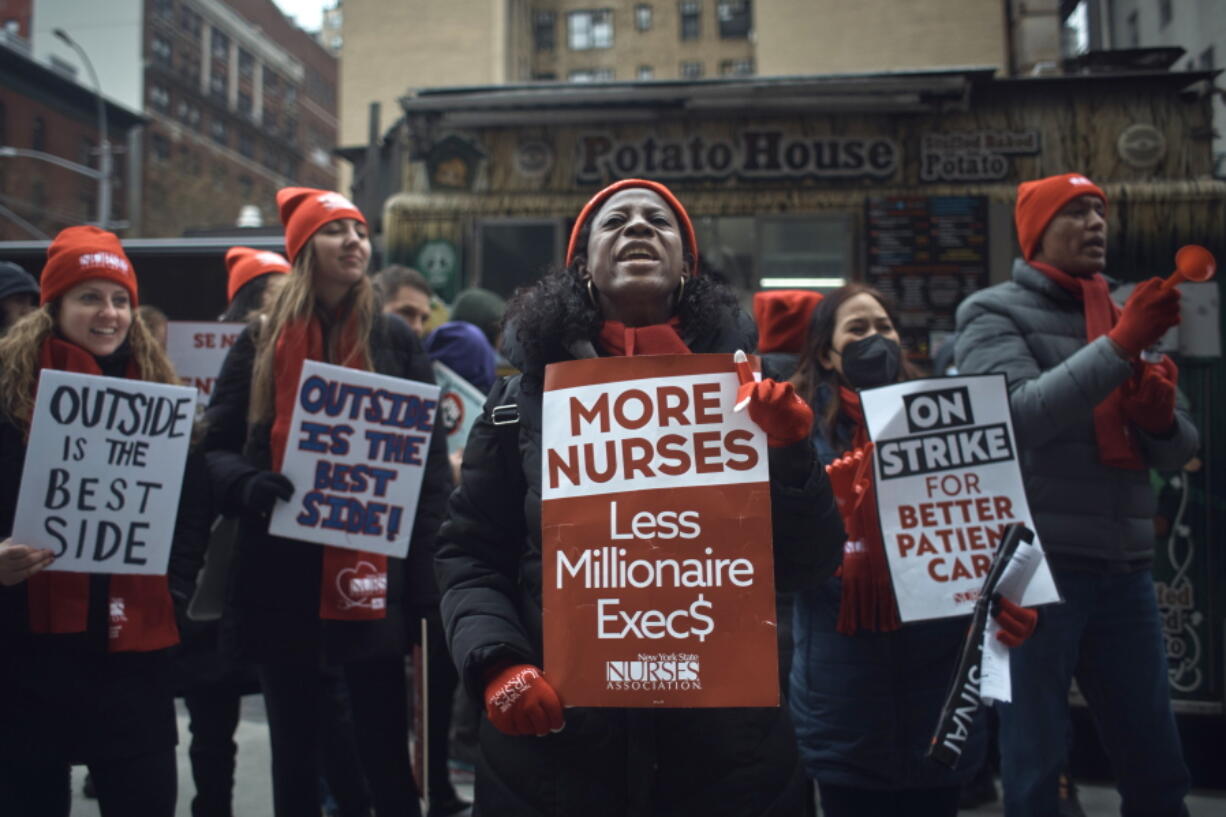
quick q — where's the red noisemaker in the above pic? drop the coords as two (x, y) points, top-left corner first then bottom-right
(1160, 244), (1216, 291)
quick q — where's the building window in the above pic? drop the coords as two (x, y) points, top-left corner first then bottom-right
(717, 1), (751, 38)
(0, 101), (7, 144)
(569, 67), (614, 82)
(534, 10), (555, 51)
(149, 84), (170, 111)
(719, 57), (753, 76)
(568, 9), (613, 50)
(635, 4), (652, 31)
(238, 48), (253, 77)
(637, 64), (654, 79)
(31, 116), (45, 151)
(238, 130), (253, 158)
(181, 7), (201, 37)
(238, 91), (253, 118)
(210, 71), (226, 99)
(154, 0), (174, 19)
(1126, 11), (1139, 47)
(680, 60), (703, 78)
(151, 132), (169, 160)
(263, 107), (278, 130)
(679, 1), (700, 40)
(1158, 0), (1172, 28)
(211, 27), (229, 60)
(210, 119), (227, 145)
(151, 34), (172, 65)
(79, 137), (96, 168)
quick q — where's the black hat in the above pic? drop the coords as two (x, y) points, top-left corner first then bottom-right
(0, 261), (39, 301)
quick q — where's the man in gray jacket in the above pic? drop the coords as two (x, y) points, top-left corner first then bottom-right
(955, 173), (1195, 817)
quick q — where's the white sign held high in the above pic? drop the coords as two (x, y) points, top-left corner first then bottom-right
(860, 374), (1060, 622)
(268, 361), (440, 558)
(12, 370), (196, 575)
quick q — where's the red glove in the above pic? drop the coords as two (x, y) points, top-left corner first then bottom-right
(1121, 356), (1178, 434)
(991, 594), (1038, 648)
(483, 663), (565, 737)
(1108, 278), (1181, 358)
(733, 351), (813, 448)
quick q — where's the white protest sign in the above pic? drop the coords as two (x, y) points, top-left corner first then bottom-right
(431, 361), (485, 456)
(979, 538), (1044, 703)
(165, 321), (246, 407)
(268, 360), (440, 558)
(12, 370), (196, 575)
(861, 374), (1060, 622)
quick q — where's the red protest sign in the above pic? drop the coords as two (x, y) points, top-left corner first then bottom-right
(541, 354), (778, 707)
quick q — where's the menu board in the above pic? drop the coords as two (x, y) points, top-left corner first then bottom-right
(865, 196), (988, 360)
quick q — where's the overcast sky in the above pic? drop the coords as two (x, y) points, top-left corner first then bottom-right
(272, 0), (328, 32)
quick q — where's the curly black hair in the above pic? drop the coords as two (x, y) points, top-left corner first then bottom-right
(505, 216), (738, 373)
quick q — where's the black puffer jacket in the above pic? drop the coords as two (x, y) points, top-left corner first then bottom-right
(435, 310), (844, 817)
(203, 313), (452, 664)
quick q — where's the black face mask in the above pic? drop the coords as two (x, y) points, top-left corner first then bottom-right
(839, 333), (901, 390)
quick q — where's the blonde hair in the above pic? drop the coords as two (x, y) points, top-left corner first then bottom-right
(0, 302), (180, 431)
(248, 238), (375, 423)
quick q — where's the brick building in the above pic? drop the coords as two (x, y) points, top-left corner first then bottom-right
(26, 0), (338, 237)
(0, 30), (143, 240)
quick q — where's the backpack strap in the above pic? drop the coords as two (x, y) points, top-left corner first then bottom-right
(486, 376), (525, 496)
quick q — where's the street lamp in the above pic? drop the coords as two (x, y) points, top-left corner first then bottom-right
(53, 27), (111, 230)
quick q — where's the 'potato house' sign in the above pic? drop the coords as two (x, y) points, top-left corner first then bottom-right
(576, 130), (899, 184)
(541, 354), (777, 707)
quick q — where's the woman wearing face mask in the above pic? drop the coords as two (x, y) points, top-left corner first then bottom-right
(787, 284), (1035, 817)
(203, 188), (452, 817)
(0, 226), (209, 817)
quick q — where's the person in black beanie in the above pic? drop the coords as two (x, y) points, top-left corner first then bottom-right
(0, 261), (39, 335)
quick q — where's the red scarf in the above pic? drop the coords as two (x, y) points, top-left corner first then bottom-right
(597, 319), (691, 356)
(25, 337), (180, 652)
(1032, 262), (1144, 470)
(270, 310), (389, 621)
(834, 387), (900, 634)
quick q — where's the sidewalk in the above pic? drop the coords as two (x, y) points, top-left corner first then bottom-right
(65, 696), (1224, 816)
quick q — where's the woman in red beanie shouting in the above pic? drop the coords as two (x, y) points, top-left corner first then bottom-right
(202, 188), (451, 817)
(434, 179), (844, 816)
(0, 226), (209, 816)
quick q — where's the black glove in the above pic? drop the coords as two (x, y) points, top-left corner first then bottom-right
(237, 471), (294, 514)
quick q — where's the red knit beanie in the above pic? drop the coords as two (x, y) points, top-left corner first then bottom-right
(40, 225), (138, 306)
(754, 290), (824, 354)
(1015, 173), (1107, 261)
(276, 187), (366, 262)
(565, 179), (700, 275)
(225, 246), (291, 304)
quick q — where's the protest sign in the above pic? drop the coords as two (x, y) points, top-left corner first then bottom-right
(268, 360), (440, 558)
(541, 354), (777, 708)
(165, 321), (245, 407)
(12, 370), (195, 575)
(431, 361), (485, 456)
(860, 374), (1059, 622)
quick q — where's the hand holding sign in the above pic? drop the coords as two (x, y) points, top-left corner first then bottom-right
(990, 593), (1037, 648)
(238, 471), (296, 514)
(0, 539), (56, 586)
(732, 350), (812, 447)
(484, 664), (565, 737)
